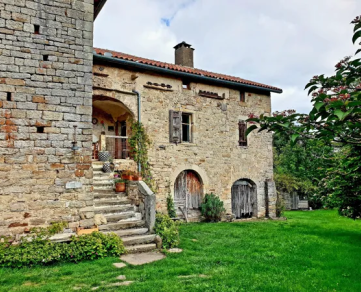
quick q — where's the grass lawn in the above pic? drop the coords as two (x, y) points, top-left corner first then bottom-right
(1, 210), (361, 292)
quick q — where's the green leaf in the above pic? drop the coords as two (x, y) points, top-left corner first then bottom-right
(314, 102), (324, 111)
(354, 22), (361, 32)
(334, 109), (353, 121)
(308, 85), (318, 95)
(356, 48), (361, 55)
(352, 30), (361, 44)
(246, 125), (258, 136)
(291, 134), (299, 144)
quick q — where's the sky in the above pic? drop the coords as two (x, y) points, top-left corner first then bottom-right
(94, 0), (361, 114)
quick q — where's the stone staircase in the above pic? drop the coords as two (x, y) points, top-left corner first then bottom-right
(92, 162), (157, 253)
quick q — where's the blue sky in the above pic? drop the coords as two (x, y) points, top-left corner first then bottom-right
(94, 0), (361, 113)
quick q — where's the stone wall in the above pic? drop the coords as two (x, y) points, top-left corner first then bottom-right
(0, 0), (94, 236)
(93, 64), (277, 218)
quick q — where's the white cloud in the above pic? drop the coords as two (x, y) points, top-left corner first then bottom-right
(94, 0), (361, 114)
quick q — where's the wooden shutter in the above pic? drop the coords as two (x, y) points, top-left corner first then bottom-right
(238, 121), (247, 146)
(169, 110), (182, 144)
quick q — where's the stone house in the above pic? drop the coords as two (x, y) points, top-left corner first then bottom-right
(0, 0), (282, 247)
(92, 42), (282, 220)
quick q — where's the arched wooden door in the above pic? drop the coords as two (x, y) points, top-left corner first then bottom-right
(231, 180), (256, 218)
(174, 170), (203, 210)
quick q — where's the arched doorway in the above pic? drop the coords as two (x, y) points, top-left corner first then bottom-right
(92, 96), (134, 159)
(231, 179), (257, 218)
(174, 170), (203, 211)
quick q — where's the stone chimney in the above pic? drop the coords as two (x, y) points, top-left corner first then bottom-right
(174, 41), (194, 67)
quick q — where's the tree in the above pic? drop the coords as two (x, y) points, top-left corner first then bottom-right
(247, 16), (361, 218)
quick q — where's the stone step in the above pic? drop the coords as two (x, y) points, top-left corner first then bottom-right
(107, 227), (149, 237)
(94, 192), (126, 200)
(104, 212), (136, 222)
(94, 205), (134, 214)
(93, 185), (114, 191)
(93, 175), (113, 181)
(94, 198), (131, 207)
(99, 220), (145, 231)
(126, 243), (157, 254)
(93, 180), (114, 186)
(122, 234), (156, 246)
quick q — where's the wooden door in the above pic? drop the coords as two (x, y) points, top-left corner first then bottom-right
(174, 170), (203, 210)
(291, 193), (299, 210)
(232, 181), (255, 218)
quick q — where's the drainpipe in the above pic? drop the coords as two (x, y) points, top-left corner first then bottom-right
(132, 90), (141, 174)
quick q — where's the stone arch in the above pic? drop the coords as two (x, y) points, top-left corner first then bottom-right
(231, 178), (258, 219)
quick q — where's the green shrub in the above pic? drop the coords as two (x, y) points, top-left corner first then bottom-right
(166, 194), (177, 218)
(201, 193), (225, 222)
(154, 213), (179, 249)
(0, 232), (125, 269)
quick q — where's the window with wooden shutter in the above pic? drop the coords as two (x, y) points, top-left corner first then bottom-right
(238, 121), (247, 146)
(169, 110), (182, 144)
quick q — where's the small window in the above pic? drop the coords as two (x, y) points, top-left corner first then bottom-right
(108, 126), (114, 132)
(6, 92), (11, 101)
(182, 113), (192, 142)
(182, 80), (190, 90)
(43, 55), (49, 61)
(238, 121), (247, 146)
(240, 91), (245, 102)
(34, 25), (40, 34)
(37, 126), (44, 133)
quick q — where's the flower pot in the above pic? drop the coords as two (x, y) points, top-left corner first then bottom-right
(131, 175), (142, 181)
(76, 226), (98, 235)
(102, 162), (112, 173)
(98, 151), (110, 162)
(115, 182), (126, 192)
(121, 174), (133, 181)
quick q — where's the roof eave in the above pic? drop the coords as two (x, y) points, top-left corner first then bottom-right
(93, 54), (283, 94)
(94, 0), (107, 20)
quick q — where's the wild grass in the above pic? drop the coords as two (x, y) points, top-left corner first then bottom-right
(1, 210), (360, 292)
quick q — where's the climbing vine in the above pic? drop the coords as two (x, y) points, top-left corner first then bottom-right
(129, 121), (154, 188)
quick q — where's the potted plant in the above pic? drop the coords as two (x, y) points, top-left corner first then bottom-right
(122, 170), (135, 181)
(132, 172), (143, 181)
(114, 175), (126, 193)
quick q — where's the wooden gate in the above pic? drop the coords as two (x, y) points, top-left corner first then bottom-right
(174, 170), (203, 210)
(231, 180), (256, 218)
(291, 193), (299, 210)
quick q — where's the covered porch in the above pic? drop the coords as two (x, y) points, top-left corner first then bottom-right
(92, 95), (134, 161)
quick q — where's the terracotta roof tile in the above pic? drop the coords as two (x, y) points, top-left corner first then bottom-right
(94, 48), (282, 93)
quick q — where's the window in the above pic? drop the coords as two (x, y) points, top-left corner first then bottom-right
(108, 126), (114, 132)
(182, 80), (190, 90)
(240, 91), (245, 102)
(6, 92), (11, 101)
(182, 113), (192, 142)
(36, 126), (44, 133)
(238, 120), (247, 146)
(169, 110), (193, 144)
(34, 24), (40, 34)
(43, 55), (49, 61)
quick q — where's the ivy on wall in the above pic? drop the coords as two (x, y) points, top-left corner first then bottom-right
(129, 121), (154, 189)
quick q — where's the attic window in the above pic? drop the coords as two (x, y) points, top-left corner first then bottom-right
(43, 55), (49, 61)
(6, 92), (11, 101)
(240, 91), (245, 102)
(182, 80), (190, 90)
(34, 25), (40, 34)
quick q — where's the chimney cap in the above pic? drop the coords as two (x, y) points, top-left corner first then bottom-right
(174, 41), (194, 50)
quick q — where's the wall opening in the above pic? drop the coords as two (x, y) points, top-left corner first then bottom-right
(174, 170), (203, 211)
(231, 179), (257, 219)
(34, 25), (40, 34)
(6, 92), (11, 101)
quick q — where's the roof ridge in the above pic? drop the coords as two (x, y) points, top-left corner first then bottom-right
(93, 47), (282, 93)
